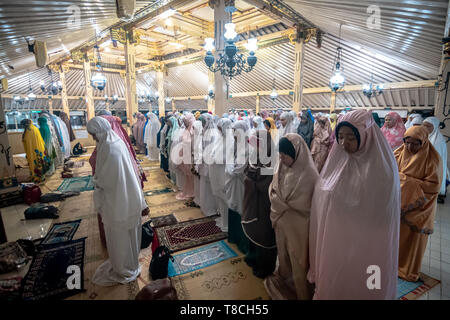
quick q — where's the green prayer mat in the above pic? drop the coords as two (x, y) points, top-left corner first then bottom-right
(57, 176), (94, 193)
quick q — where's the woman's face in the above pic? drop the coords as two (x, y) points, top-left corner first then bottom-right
(404, 137), (422, 154)
(338, 125), (359, 154)
(422, 122), (434, 134)
(281, 118), (287, 127)
(384, 115), (394, 128)
(90, 133), (98, 142)
(264, 122), (270, 131)
(280, 152), (294, 167)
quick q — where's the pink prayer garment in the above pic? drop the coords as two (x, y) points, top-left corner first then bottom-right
(308, 109), (401, 300)
(381, 111), (406, 150)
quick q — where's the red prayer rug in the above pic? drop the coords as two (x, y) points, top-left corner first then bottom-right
(155, 217), (227, 252)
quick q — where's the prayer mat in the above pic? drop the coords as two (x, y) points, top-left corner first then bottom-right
(40, 219), (81, 245)
(145, 192), (177, 205)
(22, 237), (86, 300)
(57, 176), (94, 193)
(156, 217), (227, 252)
(169, 244), (269, 300)
(168, 241), (237, 277)
(150, 214), (177, 228)
(397, 273), (440, 300)
(144, 187), (173, 196)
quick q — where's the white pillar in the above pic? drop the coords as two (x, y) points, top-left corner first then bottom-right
(212, 0), (228, 116)
(125, 31), (138, 127)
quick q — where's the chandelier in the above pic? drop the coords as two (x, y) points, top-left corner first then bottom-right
(40, 69), (62, 96)
(104, 94), (118, 105)
(270, 78), (278, 100)
(91, 35), (107, 91)
(203, 4), (257, 80)
(362, 74), (383, 98)
(329, 24), (345, 92)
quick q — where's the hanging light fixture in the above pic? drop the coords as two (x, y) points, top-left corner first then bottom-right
(362, 73), (383, 98)
(40, 69), (62, 96)
(270, 78), (278, 100)
(91, 34), (107, 91)
(329, 24), (345, 92)
(207, 84), (215, 99)
(165, 90), (172, 104)
(26, 72), (36, 101)
(203, 1), (257, 80)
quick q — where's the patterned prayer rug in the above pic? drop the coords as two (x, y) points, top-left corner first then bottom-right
(156, 217), (227, 252)
(40, 219), (81, 245)
(150, 214), (178, 228)
(22, 238), (86, 300)
(168, 241), (237, 277)
(169, 244), (269, 300)
(57, 176), (94, 193)
(397, 273), (440, 300)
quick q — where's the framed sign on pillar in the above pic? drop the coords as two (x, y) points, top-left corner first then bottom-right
(293, 39), (305, 113)
(83, 56), (95, 121)
(157, 70), (165, 117)
(125, 30), (138, 127)
(59, 69), (70, 116)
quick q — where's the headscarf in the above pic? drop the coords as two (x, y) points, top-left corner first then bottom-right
(144, 112), (161, 149)
(89, 115), (145, 188)
(88, 117), (146, 229)
(97, 110), (112, 116)
(261, 110), (269, 120)
(423, 117), (448, 195)
(252, 116), (265, 130)
(132, 113), (146, 146)
(329, 113), (337, 131)
(394, 126), (442, 229)
(270, 134), (319, 229)
(306, 109), (315, 123)
(265, 117), (278, 141)
(297, 112), (314, 148)
(195, 111), (201, 120)
(279, 111), (297, 137)
(38, 117), (52, 146)
(381, 111), (406, 150)
(59, 112), (76, 141)
(55, 117), (71, 158)
(21, 119), (49, 182)
(308, 109), (400, 300)
(225, 120), (249, 214)
(372, 112), (382, 128)
(405, 113), (424, 129)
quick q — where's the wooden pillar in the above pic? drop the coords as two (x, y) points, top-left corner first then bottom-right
(48, 99), (53, 114)
(157, 70), (165, 116)
(207, 70), (215, 113)
(212, 0), (227, 116)
(435, 0), (450, 169)
(256, 95), (260, 114)
(83, 56), (95, 121)
(330, 91), (336, 113)
(0, 96), (19, 210)
(59, 70), (70, 116)
(293, 40), (305, 113)
(125, 31), (138, 127)
(171, 99), (176, 113)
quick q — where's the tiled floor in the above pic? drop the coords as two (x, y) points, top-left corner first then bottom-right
(418, 199), (450, 300)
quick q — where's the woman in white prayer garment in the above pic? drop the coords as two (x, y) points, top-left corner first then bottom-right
(87, 117), (146, 286)
(144, 112), (161, 161)
(198, 113), (219, 216)
(209, 117), (233, 231)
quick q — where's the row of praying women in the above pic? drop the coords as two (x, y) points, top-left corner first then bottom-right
(21, 111), (76, 182)
(160, 108), (446, 300)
